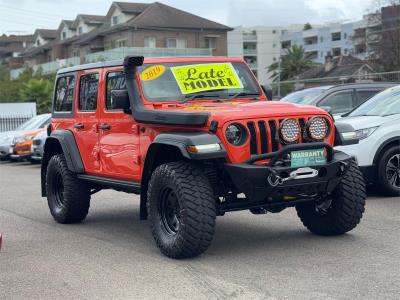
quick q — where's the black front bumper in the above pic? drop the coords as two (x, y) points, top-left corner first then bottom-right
(224, 143), (353, 204)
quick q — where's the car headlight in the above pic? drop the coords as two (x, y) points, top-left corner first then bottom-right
(307, 117), (329, 141)
(279, 118), (300, 143)
(13, 136), (34, 144)
(355, 126), (378, 140)
(225, 123), (248, 146)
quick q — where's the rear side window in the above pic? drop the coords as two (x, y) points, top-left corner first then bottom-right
(54, 76), (75, 112)
(106, 71), (126, 110)
(79, 73), (99, 111)
(319, 90), (354, 115)
(356, 90), (379, 106)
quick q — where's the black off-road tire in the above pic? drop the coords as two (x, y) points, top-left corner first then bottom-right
(296, 160), (366, 236)
(147, 162), (217, 259)
(46, 154), (90, 224)
(376, 146), (400, 197)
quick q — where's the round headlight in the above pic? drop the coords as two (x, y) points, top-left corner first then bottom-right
(225, 123), (248, 146)
(307, 117), (328, 140)
(279, 118), (300, 143)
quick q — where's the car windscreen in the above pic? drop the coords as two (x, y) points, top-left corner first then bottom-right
(16, 115), (50, 130)
(348, 87), (400, 117)
(281, 88), (327, 104)
(138, 62), (261, 102)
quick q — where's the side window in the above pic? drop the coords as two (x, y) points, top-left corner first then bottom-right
(356, 90), (379, 106)
(106, 71), (126, 110)
(319, 90), (353, 115)
(79, 73), (99, 111)
(54, 75), (75, 112)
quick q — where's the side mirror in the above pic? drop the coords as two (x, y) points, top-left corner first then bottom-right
(110, 90), (131, 113)
(261, 85), (273, 101)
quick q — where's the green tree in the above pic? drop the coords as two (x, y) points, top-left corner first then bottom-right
(20, 78), (53, 113)
(303, 23), (312, 31)
(267, 45), (316, 82)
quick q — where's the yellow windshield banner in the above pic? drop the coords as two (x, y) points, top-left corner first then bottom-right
(171, 63), (243, 95)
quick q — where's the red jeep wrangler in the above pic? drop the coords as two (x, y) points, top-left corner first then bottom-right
(41, 56), (366, 258)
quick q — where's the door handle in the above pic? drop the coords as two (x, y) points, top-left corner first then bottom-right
(74, 123), (84, 129)
(98, 124), (111, 130)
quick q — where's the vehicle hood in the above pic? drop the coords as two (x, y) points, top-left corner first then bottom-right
(159, 101), (330, 124)
(0, 130), (25, 145)
(337, 114), (400, 130)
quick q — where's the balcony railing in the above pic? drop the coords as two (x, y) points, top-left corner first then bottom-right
(243, 49), (257, 55)
(85, 47), (212, 63)
(243, 34), (257, 41)
(10, 57), (81, 79)
(9, 47), (213, 79)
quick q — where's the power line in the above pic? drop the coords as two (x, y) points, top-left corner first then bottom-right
(0, 4), (71, 19)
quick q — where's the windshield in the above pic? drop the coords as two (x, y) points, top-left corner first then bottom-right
(348, 87), (400, 117)
(281, 87), (329, 104)
(138, 62), (261, 102)
(16, 114), (50, 130)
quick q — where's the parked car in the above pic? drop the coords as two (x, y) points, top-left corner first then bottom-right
(10, 128), (46, 162)
(336, 85), (400, 196)
(281, 83), (397, 117)
(30, 130), (47, 162)
(0, 114), (51, 160)
(41, 55), (366, 259)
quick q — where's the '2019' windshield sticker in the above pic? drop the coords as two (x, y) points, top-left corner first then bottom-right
(170, 63), (243, 94)
(140, 65), (166, 81)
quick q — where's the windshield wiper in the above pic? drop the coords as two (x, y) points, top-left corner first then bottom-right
(227, 92), (260, 101)
(181, 93), (224, 103)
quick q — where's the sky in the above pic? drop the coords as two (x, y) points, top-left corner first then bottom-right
(0, 0), (373, 35)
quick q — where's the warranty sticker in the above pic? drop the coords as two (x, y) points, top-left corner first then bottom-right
(171, 63), (243, 94)
(140, 65), (166, 81)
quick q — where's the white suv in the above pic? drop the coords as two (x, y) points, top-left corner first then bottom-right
(336, 86), (400, 196)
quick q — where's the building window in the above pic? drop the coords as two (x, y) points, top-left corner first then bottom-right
(112, 16), (119, 25)
(344, 33), (347, 39)
(73, 49), (80, 57)
(36, 39), (41, 46)
(272, 29), (276, 34)
(204, 37), (217, 49)
(145, 36), (156, 48)
(116, 39), (127, 48)
(78, 27), (83, 35)
(320, 36), (324, 43)
(331, 32), (341, 41)
(167, 38), (187, 48)
(281, 40), (291, 49)
(344, 49), (348, 55)
(272, 43), (276, 48)
(62, 31), (66, 40)
(332, 47), (341, 56)
(320, 51), (324, 58)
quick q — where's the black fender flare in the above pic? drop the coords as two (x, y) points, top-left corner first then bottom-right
(41, 130), (84, 197)
(44, 130), (84, 173)
(139, 132), (226, 219)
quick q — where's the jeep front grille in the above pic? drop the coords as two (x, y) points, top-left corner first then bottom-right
(246, 118), (308, 155)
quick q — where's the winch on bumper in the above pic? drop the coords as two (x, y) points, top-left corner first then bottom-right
(224, 142), (353, 207)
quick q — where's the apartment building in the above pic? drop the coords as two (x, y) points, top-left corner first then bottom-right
(0, 34), (34, 68)
(228, 25), (303, 85)
(10, 1), (231, 76)
(280, 21), (366, 64)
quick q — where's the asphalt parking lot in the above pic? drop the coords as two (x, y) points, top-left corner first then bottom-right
(0, 160), (399, 300)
